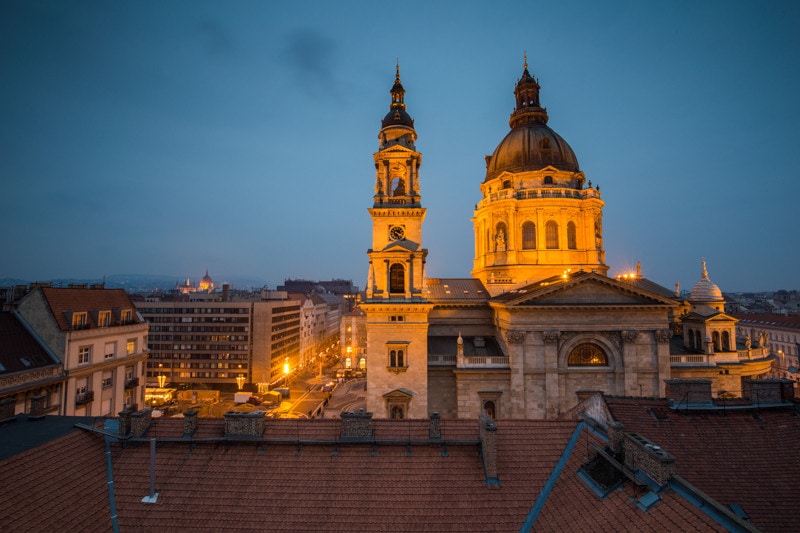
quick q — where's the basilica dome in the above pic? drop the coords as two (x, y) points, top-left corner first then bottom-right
(485, 62), (579, 181)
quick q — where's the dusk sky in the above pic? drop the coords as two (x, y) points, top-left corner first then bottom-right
(1, 1), (798, 292)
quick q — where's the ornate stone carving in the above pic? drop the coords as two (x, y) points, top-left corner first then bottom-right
(506, 330), (525, 344)
(541, 331), (560, 344)
(601, 331), (622, 349)
(621, 330), (639, 343)
(654, 329), (672, 344)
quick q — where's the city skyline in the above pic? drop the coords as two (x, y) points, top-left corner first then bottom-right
(2, 1), (798, 292)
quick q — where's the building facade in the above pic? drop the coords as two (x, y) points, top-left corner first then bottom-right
(135, 291), (300, 391)
(14, 286), (148, 416)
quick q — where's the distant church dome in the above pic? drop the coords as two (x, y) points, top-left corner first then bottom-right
(485, 59), (579, 181)
(689, 259), (723, 302)
(199, 269), (214, 292)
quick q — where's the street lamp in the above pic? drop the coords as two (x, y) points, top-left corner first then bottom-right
(157, 363), (166, 388)
(236, 374), (246, 390)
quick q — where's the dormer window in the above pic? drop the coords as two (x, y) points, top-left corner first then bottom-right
(120, 309), (132, 325)
(98, 311), (111, 327)
(544, 175), (554, 185)
(72, 313), (87, 330)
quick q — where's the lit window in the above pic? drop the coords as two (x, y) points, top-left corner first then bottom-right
(546, 220), (559, 249)
(126, 339), (137, 355)
(567, 343), (608, 367)
(522, 221), (536, 249)
(72, 313), (87, 330)
(567, 221), (577, 249)
(98, 311), (111, 327)
(78, 346), (91, 365)
(121, 309), (132, 324)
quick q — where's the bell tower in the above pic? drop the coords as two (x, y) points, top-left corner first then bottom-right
(363, 64), (432, 419)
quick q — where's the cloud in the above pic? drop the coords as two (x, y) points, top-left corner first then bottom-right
(281, 29), (338, 97)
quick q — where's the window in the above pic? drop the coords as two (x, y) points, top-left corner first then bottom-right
(543, 175), (553, 185)
(390, 405), (405, 419)
(72, 313), (87, 330)
(126, 339), (137, 355)
(389, 263), (405, 293)
(567, 343), (608, 367)
(98, 311), (111, 327)
(387, 342), (409, 371)
(712, 331), (721, 352)
(390, 315), (405, 322)
(567, 221), (577, 249)
(102, 373), (113, 388)
(483, 400), (496, 419)
(522, 221), (536, 249)
(121, 309), (132, 324)
(546, 220), (559, 249)
(722, 331), (731, 351)
(78, 346), (91, 365)
(104, 342), (116, 359)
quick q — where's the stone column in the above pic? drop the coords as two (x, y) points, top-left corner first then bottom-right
(506, 330), (526, 418)
(542, 331), (560, 419)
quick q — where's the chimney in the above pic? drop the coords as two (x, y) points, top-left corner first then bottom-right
(622, 432), (676, 487)
(429, 412), (442, 440)
(665, 379), (712, 406)
(0, 397), (15, 422)
(607, 421), (625, 456)
(479, 415), (499, 485)
(742, 378), (795, 404)
(183, 409), (198, 437)
(28, 395), (46, 420)
(222, 284), (230, 302)
(340, 409), (373, 439)
(118, 409), (132, 437)
(224, 411), (265, 438)
(130, 408), (152, 438)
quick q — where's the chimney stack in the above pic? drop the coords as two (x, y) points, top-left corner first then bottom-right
(340, 409), (373, 439)
(665, 379), (712, 406)
(479, 415), (499, 485)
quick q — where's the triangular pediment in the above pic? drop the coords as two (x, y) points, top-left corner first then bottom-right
(383, 388), (414, 401)
(493, 272), (678, 308)
(381, 239), (420, 252)
(378, 145), (417, 156)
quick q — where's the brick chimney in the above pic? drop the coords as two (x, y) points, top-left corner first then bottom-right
(479, 415), (499, 485)
(429, 412), (442, 440)
(130, 408), (152, 438)
(28, 395), (46, 420)
(622, 432), (676, 487)
(742, 378), (795, 403)
(340, 409), (373, 439)
(118, 409), (132, 437)
(665, 379), (712, 405)
(224, 411), (265, 438)
(183, 409), (198, 437)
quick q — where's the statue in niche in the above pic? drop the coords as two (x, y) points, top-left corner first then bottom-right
(495, 228), (506, 251)
(745, 334), (751, 349)
(594, 213), (603, 250)
(393, 177), (406, 196)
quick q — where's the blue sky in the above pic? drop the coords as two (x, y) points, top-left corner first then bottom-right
(1, 1), (798, 292)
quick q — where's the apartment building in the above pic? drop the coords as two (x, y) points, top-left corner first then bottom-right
(135, 291), (300, 390)
(14, 285), (148, 416)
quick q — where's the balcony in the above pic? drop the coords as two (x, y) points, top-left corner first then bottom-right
(477, 186), (601, 209)
(124, 376), (140, 389)
(75, 390), (95, 406)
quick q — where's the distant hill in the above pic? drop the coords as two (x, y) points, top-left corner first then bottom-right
(0, 274), (269, 293)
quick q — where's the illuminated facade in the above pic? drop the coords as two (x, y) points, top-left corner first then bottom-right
(363, 60), (771, 420)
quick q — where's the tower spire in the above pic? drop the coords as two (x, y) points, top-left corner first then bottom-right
(510, 54), (548, 128)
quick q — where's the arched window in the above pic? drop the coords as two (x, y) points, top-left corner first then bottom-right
(694, 330), (701, 351)
(390, 405), (404, 419)
(521, 221), (536, 249)
(389, 263), (405, 293)
(545, 220), (559, 249)
(567, 343), (608, 367)
(543, 175), (554, 185)
(688, 329), (696, 350)
(567, 221), (577, 249)
(502, 180), (511, 189)
(484, 400), (496, 419)
(722, 331), (731, 351)
(712, 331), (721, 352)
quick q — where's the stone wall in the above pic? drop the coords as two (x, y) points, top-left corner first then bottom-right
(340, 410), (373, 439)
(224, 411), (265, 438)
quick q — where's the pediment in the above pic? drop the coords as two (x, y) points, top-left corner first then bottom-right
(495, 272), (677, 308)
(381, 240), (420, 252)
(383, 388), (414, 401)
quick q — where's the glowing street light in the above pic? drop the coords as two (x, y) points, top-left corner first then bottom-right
(157, 363), (166, 388)
(236, 374), (246, 390)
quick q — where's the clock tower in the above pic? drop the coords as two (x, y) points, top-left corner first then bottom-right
(363, 64), (432, 419)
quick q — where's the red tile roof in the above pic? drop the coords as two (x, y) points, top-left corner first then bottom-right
(606, 396), (800, 533)
(38, 287), (139, 331)
(2, 413), (771, 532)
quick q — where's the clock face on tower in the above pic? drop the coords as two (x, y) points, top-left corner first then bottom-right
(389, 225), (405, 241)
